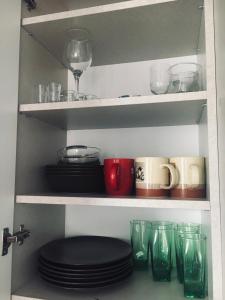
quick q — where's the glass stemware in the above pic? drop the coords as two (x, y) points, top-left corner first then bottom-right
(64, 29), (92, 100)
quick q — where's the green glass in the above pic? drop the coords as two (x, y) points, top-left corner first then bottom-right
(182, 233), (207, 299)
(175, 223), (201, 283)
(150, 221), (173, 281)
(130, 220), (151, 269)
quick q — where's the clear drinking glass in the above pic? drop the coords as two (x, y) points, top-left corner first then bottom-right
(60, 90), (76, 102)
(150, 221), (173, 281)
(150, 63), (170, 94)
(33, 84), (47, 103)
(182, 233), (207, 298)
(46, 82), (62, 102)
(175, 223), (201, 283)
(63, 29), (92, 100)
(130, 220), (151, 269)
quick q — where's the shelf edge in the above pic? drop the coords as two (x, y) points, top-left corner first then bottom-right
(16, 195), (210, 210)
(22, 0), (176, 26)
(20, 91), (207, 113)
(12, 296), (43, 300)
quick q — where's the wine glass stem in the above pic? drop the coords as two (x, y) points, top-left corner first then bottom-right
(73, 70), (82, 99)
(74, 75), (80, 96)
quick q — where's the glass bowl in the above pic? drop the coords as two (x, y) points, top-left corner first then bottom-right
(57, 145), (100, 164)
(168, 63), (201, 93)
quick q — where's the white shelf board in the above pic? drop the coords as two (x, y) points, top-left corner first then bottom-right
(12, 271), (201, 300)
(16, 195), (210, 211)
(22, 0), (203, 66)
(20, 92), (207, 130)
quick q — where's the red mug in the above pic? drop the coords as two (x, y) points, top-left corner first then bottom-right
(104, 158), (135, 196)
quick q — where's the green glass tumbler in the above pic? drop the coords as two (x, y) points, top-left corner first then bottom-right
(130, 220), (151, 269)
(175, 223), (201, 283)
(150, 221), (173, 281)
(182, 233), (207, 299)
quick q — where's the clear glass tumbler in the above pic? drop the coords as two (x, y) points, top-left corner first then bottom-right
(150, 221), (173, 281)
(46, 82), (62, 102)
(182, 233), (207, 298)
(175, 223), (201, 283)
(150, 63), (170, 94)
(130, 220), (151, 269)
(33, 84), (47, 103)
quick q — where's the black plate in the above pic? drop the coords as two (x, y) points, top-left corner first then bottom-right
(39, 256), (132, 275)
(47, 172), (103, 178)
(40, 236), (132, 268)
(40, 269), (133, 289)
(45, 166), (103, 172)
(46, 168), (103, 172)
(46, 174), (105, 193)
(47, 162), (101, 168)
(39, 265), (133, 282)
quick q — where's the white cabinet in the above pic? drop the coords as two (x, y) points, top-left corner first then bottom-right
(0, 0), (224, 299)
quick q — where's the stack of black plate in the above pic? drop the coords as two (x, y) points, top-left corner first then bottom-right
(38, 236), (133, 289)
(45, 163), (105, 193)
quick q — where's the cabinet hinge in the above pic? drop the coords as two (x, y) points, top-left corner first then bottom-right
(2, 225), (30, 256)
(23, 0), (37, 11)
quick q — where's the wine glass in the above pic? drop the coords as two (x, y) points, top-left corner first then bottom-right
(64, 29), (92, 100)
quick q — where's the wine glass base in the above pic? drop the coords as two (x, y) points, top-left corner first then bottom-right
(75, 93), (98, 101)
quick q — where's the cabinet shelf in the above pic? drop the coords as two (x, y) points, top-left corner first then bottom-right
(22, 0), (203, 66)
(16, 195), (210, 211)
(20, 92), (206, 130)
(12, 271), (206, 300)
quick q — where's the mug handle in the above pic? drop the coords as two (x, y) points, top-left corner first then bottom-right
(190, 164), (200, 188)
(160, 164), (178, 190)
(110, 163), (120, 191)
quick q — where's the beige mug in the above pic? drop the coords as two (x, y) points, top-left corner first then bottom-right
(169, 157), (206, 199)
(135, 157), (177, 198)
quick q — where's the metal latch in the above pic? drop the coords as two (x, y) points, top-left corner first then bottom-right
(2, 225), (30, 256)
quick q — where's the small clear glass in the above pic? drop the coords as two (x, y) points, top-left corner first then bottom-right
(150, 63), (170, 94)
(182, 233), (207, 298)
(130, 220), (151, 269)
(33, 84), (47, 103)
(175, 223), (201, 283)
(150, 221), (173, 281)
(46, 82), (62, 102)
(60, 90), (76, 102)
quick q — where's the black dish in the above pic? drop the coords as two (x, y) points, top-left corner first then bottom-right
(40, 269), (133, 289)
(46, 165), (103, 170)
(39, 236), (132, 269)
(46, 173), (105, 193)
(57, 160), (100, 166)
(39, 264), (133, 283)
(39, 256), (132, 275)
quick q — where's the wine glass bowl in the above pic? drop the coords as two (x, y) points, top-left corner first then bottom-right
(64, 29), (92, 100)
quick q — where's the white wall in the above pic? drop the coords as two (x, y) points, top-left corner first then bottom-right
(68, 55), (198, 99)
(66, 206), (201, 239)
(67, 125), (199, 162)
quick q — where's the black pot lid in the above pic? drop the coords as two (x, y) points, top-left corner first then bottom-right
(40, 236), (132, 268)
